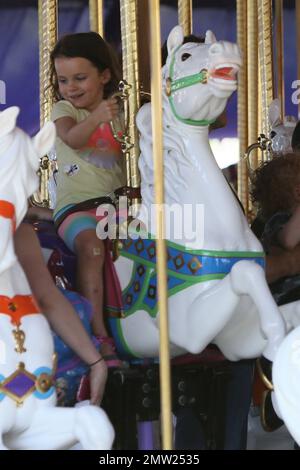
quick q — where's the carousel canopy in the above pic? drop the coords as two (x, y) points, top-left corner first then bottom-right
(0, 0), (298, 143)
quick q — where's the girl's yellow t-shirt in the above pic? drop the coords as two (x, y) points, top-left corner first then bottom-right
(51, 100), (125, 217)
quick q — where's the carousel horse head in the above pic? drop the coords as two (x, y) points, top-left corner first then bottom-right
(162, 26), (241, 126)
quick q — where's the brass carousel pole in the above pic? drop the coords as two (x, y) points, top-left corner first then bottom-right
(120, 0), (141, 194)
(137, 0), (151, 96)
(275, 0), (284, 120)
(148, 0), (173, 451)
(39, 0), (57, 127)
(247, 0), (259, 173)
(258, 0), (274, 146)
(236, 0), (249, 215)
(89, 0), (104, 36)
(35, 0), (58, 207)
(178, 0), (193, 36)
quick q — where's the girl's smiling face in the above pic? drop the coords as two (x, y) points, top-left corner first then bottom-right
(55, 56), (111, 112)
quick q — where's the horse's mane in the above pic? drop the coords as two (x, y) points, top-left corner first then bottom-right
(137, 64), (192, 209)
(0, 128), (34, 174)
(0, 128), (38, 204)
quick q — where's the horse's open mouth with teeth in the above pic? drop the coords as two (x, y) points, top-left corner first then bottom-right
(211, 64), (239, 81)
(208, 63), (240, 94)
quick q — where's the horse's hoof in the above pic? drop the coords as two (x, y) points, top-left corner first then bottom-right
(256, 356), (273, 390)
(261, 390), (284, 432)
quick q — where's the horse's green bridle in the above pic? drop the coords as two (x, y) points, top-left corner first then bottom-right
(166, 45), (216, 127)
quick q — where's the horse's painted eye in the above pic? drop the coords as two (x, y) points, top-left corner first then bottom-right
(181, 53), (191, 61)
(270, 131), (276, 139)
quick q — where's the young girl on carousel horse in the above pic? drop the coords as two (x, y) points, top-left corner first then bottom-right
(49, 32), (125, 366)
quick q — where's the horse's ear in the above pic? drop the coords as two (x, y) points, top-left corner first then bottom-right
(32, 121), (56, 158)
(167, 26), (184, 55)
(268, 98), (281, 128)
(0, 107), (19, 139)
(205, 30), (217, 45)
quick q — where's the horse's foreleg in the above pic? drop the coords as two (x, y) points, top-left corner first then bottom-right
(230, 260), (286, 361)
(168, 274), (241, 354)
(169, 260), (285, 360)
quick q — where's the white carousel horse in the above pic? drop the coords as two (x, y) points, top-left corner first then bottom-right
(111, 26), (300, 445)
(111, 26), (300, 369)
(0, 107), (114, 450)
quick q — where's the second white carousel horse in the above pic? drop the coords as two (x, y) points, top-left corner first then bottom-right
(0, 106), (114, 450)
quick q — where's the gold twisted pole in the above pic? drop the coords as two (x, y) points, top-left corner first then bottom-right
(258, 0), (274, 144)
(148, 0), (172, 451)
(38, 0), (57, 127)
(275, 0), (284, 120)
(247, 0), (258, 172)
(178, 0), (193, 36)
(35, 0), (57, 207)
(120, 0), (141, 190)
(236, 0), (249, 216)
(89, 0), (104, 36)
(137, 0), (151, 96)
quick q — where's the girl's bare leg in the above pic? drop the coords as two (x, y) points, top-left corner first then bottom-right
(74, 229), (117, 359)
(74, 229), (106, 336)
